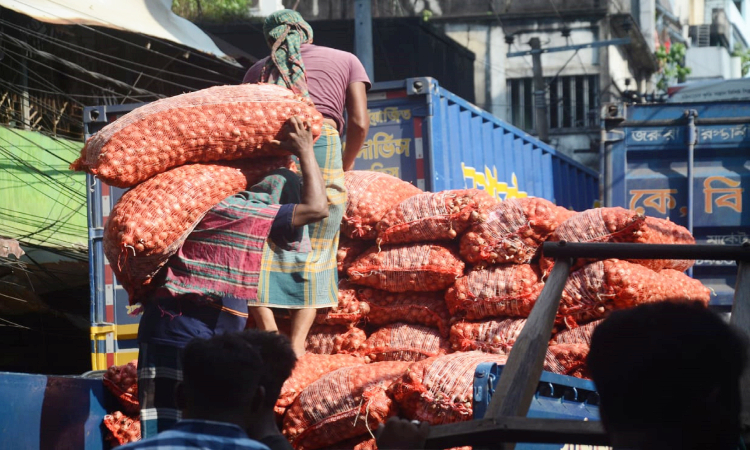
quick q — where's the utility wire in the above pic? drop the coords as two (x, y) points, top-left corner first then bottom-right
(548, 48), (581, 88)
(0, 215), (88, 249)
(20, 201), (85, 246)
(0, 210), (87, 236)
(0, 80), (84, 135)
(0, 145), (86, 218)
(0, 18), (230, 86)
(0, 142), (84, 202)
(0, 79), (153, 99)
(0, 209), (86, 236)
(2, 46), (160, 104)
(42, 0), (241, 70)
(0, 132), (84, 197)
(0, 214), (88, 249)
(0, 100), (81, 166)
(1, 29), (199, 93)
(2, 34), (165, 98)
(0, 52), (85, 107)
(10, 0), (241, 81)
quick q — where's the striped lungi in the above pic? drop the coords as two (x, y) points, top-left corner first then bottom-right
(255, 124), (345, 308)
(137, 295), (248, 438)
(137, 341), (183, 438)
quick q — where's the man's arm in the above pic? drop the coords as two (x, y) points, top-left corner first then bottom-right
(271, 117), (328, 226)
(342, 81), (369, 171)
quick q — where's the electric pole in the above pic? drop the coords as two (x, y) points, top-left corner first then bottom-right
(507, 37), (631, 145)
(354, 0), (374, 81)
(529, 38), (549, 143)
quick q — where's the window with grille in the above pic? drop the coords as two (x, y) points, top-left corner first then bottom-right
(507, 75), (599, 132)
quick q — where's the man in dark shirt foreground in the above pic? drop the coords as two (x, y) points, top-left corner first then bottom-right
(121, 330), (297, 450)
(587, 301), (747, 450)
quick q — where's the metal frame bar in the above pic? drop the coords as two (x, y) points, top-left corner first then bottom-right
(506, 38), (632, 57)
(424, 242), (750, 448)
(542, 242), (750, 261)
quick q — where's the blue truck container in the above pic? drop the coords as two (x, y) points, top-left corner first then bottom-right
(601, 101), (750, 308)
(84, 77), (599, 369)
(359, 78), (598, 211)
(472, 362), (602, 450)
(0, 372), (112, 449)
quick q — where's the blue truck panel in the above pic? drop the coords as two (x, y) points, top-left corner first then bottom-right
(359, 78), (599, 210)
(472, 362), (601, 450)
(85, 104), (145, 369)
(605, 101), (750, 308)
(0, 372), (112, 449)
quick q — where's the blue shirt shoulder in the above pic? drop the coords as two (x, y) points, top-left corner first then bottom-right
(118, 420), (272, 450)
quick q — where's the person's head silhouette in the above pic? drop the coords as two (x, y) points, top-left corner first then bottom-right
(588, 301), (747, 450)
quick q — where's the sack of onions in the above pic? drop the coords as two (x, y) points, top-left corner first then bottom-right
(342, 171), (422, 240)
(71, 84), (323, 187)
(282, 361), (410, 450)
(103, 360), (139, 414)
(375, 189), (495, 245)
(104, 158), (293, 300)
(357, 322), (450, 363)
(449, 318), (527, 354)
(459, 197), (574, 265)
(347, 243), (464, 292)
(445, 264), (544, 320)
(305, 325), (367, 355)
(540, 208), (695, 274)
(558, 259), (710, 328)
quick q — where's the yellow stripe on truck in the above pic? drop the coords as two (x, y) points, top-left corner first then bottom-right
(115, 351), (139, 366)
(115, 323), (139, 339)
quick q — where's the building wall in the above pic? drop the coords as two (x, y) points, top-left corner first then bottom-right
(690, 0), (707, 24)
(641, 0), (657, 52)
(686, 45), (742, 78)
(438, 19), (633, 170)
(441, 23), (505, 117)
(0, 127), (86, 248)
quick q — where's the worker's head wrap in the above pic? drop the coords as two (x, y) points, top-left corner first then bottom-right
(260, 9), (313, 98)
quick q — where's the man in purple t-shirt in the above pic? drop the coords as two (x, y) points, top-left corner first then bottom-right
(241, 11), (371, 357)
(244, 42), (371, 171)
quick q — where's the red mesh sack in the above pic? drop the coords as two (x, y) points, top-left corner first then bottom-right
(358, 323), (450, 363)
(342, 171), (422, 240)
(71, 84), (323, 187)
(357, 288), (451, 337)
(449, 318), (527, 354)
(552, 320), (602, 346)
(103, 411), (141, 447)
(347, 244), (465, 292)
(544, 344), (591, 379)
(283, 361), (411, 450)
(658, 268), (712, 293)
(275, 353), (365, 421)
(306, 325), (367, 355)
(541, 208), (695, 273)
(390, 351), (507, 424)
(104, 158), (292, 300)
(558, 259), (711, 327)
(354, 438), (377, 450)
(315, 281), (370, 326)
(445, 264), (544, 320)
(459, 197), (574, 265)
(338, 238), (373, 274)
(375, 189), (495, 244)
(103, 360), (139, 414)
